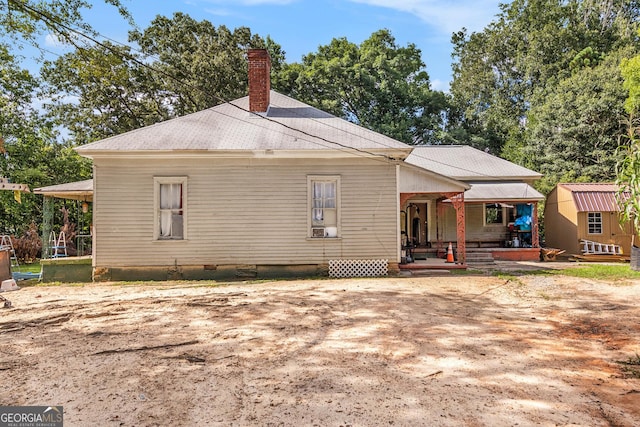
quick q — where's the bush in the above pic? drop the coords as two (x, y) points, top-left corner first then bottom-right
(11, 222), (42, 263)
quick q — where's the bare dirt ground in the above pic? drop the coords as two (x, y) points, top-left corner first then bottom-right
(1, 266), (640, 426)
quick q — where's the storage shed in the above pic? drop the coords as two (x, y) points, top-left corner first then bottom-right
(544, 183), (634, 256)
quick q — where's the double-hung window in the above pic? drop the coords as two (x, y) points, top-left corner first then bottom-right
(308, 175), (340, 238)
(154, 177), (187, 240)
(587, 212), (602, 234)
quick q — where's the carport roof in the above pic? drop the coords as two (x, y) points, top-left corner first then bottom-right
(33, 179), (93, 201)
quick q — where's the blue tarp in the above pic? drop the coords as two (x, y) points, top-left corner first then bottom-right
(12, 271), (41, 281)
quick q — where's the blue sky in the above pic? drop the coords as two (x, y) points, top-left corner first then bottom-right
(40, 0), (505, 92)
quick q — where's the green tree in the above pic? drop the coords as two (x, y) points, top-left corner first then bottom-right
(40, 42), (170, 144)
(616, 43), (640, 250)
(1, 0), (131, 50)
(450, 0), (639, 155)
(0, 45), (90, 234)
(273, 29), (448, 144)
(41, 13), (285, 142)
(0, 0), (132, 235)
(521, 51), (629, 193)
(128, 12), (283, 116)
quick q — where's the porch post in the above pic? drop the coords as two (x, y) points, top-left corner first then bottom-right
(532, 202), (540, 248)
(41, 196), (54, 259)
(444, 192), (466, 265)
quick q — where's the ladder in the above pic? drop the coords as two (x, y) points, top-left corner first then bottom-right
(580, 239), (623, 255)
(0, 235), (19, 270)
(49, 231), (68, 258)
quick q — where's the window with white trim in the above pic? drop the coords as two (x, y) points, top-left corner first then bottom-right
(308, 175), (340, 238)
(587, 212), (602, 234)
(484, 203), (505, 226)
(154, 177), (187, 240)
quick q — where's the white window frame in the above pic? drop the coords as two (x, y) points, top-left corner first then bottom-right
(154, 176), (188, 241)
(483, 203), (506, 226)
(307, 175), (341, 238)
(587, 212), (602, 235)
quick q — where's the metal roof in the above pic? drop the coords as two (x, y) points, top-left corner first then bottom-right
(405, 146), (542, 181)
(33, 179), (93, 201)
(559, 183), (625, 212)
(76, 91), (412, 158)
(462, 182), (544, 202)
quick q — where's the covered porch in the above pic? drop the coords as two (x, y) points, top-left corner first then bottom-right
(399, 175), (544, 270)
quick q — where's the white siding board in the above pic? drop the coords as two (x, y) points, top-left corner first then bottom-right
(399, 165), (465, 193)
(93, 157), (398, 267)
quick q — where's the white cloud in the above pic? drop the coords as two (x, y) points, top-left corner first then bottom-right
(430, 78), (449, 92)
(348, 0), (501, 34)
(204, 8), (235, 16)
(45, 33), (65, 48)
(200, 0), (296, 5)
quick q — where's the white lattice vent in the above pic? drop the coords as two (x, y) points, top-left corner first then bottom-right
(329, 259), (388, 278)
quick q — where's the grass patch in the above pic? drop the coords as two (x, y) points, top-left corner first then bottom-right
(450, 268), (484, 275)
(617, 353), (640, 379)
(556, 264), (640, 281)
(13, 262), (42, 274)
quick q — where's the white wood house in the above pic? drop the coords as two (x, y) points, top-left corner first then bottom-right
(73, 49), (543, 281)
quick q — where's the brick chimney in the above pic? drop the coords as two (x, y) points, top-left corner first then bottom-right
(248, 49), (271, 113)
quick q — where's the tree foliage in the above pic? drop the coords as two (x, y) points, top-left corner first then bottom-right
(128, 13), (283, 116)
(0, 45), (91, 234)
(1, 0), (132, 52)
(450, 0), (639, 165)
(522, 51), (630, 193)
(273, 29), (448, 144)
(616, 40), (640, 237)
(0, 0), (125, 235)
(41, 13), (284, 143)
(40, 42), (169, 144)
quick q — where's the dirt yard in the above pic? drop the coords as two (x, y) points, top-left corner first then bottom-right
(1, 268), (640, 426)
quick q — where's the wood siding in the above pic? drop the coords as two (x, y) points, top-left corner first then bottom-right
(576, 212), (633, 254)
(399, 165), (465, 193)
(544, 186), (579, 253)
(92, 157), (399, 268)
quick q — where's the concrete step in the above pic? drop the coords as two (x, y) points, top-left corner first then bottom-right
(465, 252), (495, 265)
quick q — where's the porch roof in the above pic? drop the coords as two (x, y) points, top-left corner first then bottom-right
(33, 179), (93, 201)
(405, 146), (542, 182)
(462, 182), (544, 202)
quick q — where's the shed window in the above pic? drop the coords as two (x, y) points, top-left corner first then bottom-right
(154, 177), (187, 240)
(308, 175), (340, 238)
(587, 212), (602, 234)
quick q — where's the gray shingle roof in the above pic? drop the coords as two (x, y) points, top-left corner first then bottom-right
(405, 146), (542, 181)
(463, 182), (544, 202)
(76, 91), (411, 157)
